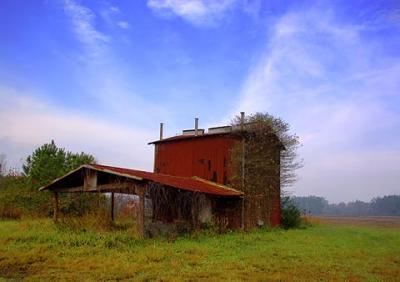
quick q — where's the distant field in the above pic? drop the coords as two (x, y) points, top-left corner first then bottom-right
(309, 215), (400, 228)
(0, 218), (399, 281)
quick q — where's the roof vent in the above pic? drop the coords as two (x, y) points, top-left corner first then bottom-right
(182, 129), (205, 136)
(208, 126), (232, 134)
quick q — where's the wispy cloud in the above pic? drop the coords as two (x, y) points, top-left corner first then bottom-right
(117, 21), (130, 29)
(235, 8), (400, 202)
(100, 4), (130, 30)
(0, 86), (154, 170)
(63, 0), (109, 57)
(109, 6), (120, 14)
(61, 1), (165, 128)
(147, 0), (236, 26)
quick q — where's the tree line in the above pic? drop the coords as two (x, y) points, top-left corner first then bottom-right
(292, 195), (400, 216)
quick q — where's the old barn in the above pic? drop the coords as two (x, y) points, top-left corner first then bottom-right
(40, 113), (284, 237)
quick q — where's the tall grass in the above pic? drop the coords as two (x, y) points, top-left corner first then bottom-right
(0, 218), (399, 281)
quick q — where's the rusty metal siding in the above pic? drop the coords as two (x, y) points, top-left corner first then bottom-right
(270, 195), (281, 226)
(154, 135), (238, 184)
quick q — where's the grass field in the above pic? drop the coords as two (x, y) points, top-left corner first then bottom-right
(0, 217), (399, 281)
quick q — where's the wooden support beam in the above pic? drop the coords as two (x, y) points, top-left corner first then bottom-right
(52, 182), (141, 194)
(53, 192), (59, 221)
(111, 192), (115, 221)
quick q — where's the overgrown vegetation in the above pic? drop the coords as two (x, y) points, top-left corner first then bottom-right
(0, 141), (101, 218)
(230, 112), (302, 188)
(229, 112), (302, 228)
(0, 218), (399, 281)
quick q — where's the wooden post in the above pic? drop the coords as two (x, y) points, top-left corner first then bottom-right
(53, 192), (59, 221)
(137, 187), (145, 238)
(111, 192), (115, 221)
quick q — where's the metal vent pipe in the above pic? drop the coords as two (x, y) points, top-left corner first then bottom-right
(159, 123), (164, 140)
(195, 118), (199, 136)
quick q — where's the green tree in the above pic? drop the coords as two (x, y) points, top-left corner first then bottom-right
(22, 140), (96, 216)
(1, 141), (98, 218)
(23, 140), (95, 190)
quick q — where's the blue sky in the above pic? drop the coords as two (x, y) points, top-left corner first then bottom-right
(0, 0), (399, 202)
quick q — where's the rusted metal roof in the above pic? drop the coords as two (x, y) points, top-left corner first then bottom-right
(40, 164), (243, 197)
(148, 132), (233, 145)
(148, 129), (284, 150)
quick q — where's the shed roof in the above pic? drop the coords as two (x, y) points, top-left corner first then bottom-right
(40, 164), (243, 197)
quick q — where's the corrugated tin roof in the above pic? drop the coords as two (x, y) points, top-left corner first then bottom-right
(40, 164), (243, 197)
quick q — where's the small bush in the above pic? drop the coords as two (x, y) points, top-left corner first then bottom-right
(281, 196), (302, 229)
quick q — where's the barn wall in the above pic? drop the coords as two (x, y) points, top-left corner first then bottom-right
(154, 135), (238, 184)
(270, 149), (281, 227)
(153, 134), (282, 228)
(270, 194), (281, 227)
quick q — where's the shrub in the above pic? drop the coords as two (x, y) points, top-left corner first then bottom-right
(281, 196), (301, 229)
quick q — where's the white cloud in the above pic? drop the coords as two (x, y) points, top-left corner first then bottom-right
(117, 21), (130, 29)
(234, 9), (400, 202)
(147, 0), (236, 26)
(0, 87), (154, 171)
(63, 0), (109, 57)
(109, 6), (120, 13)
(100, 5), (126, 28)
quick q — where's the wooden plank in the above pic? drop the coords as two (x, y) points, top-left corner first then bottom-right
(52, 182), (142, 193)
